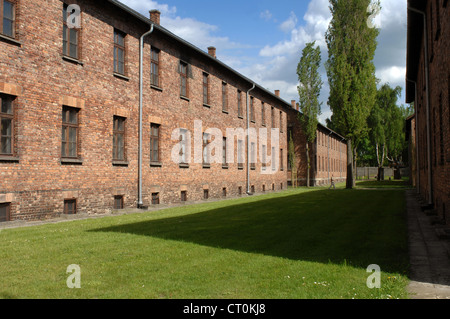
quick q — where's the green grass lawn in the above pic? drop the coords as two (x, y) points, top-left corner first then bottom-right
(356, 179), (413, 189)
(0, 187), (410, 299)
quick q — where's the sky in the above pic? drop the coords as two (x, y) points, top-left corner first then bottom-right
(120, 0), (408, 125)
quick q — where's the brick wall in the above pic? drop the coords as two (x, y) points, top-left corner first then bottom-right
(0, 0), (289, 221)
(408, 0), (449, 224)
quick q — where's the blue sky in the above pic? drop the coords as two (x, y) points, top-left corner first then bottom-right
(121, 0), (408, 124)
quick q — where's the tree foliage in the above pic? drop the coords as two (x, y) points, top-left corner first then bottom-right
(297, 41), (322, 187)
(325, 0), (380, 188)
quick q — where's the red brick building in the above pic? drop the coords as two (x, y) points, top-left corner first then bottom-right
(0, 0), (345, 222)
(406, 0), (449, 224)
(287, 104), (347, 187)
(0, 0), (295, 221)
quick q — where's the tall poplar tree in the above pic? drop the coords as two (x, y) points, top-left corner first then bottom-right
(297, 41), (323, 187)
(325, 0), (380, 188)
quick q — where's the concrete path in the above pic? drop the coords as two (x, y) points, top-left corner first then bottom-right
(406, 189), (450, 299)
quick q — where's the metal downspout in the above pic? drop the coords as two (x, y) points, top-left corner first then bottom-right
(138, 23), (154, 208)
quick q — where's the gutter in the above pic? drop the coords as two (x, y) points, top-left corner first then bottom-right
(246, 83), (256, 195)
(138, 23), (154, 208)
(407, 5), (432, 205)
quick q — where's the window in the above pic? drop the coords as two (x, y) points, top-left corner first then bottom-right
(203, 189), (209, 200)
(150, 123), (160, 164)
(151, 47), (160, 87)
(203, 132), (210, 167)
(0, 203), (11, 222)
(261, 102), (265, 126)
(181, 191), (187, 202)
(0, 94), (14, 155)
(272, 147), (276, 171)
(222, 137), (227, 168)
(271, 107), (275, 128)
(179, 61), (188, 98)
(63, 4), (80, 59)
(64, 199), (77, 215)
(222, 187), (227, 197)
(250, 97), (255, 122)
(272, 183), (275, 191)
(152, 193), (160, 205)
(280, 148), (284, 171)
(251, 185), (255, 193)
(262, 185), (266, 192)
(114, 195), (124, 209)
(203, 73), (209, 105)
(113, 116), (126, 161)
(280, 111), (283, 133)
(62, 106), (79, 158)
(438, 93), (444, 165)
(114, 29), (126, 75)
(238, 140), (244, 169)
(179, 129), (188, 166)
(237, 90), (243, 118)
(1, 0), (15, 38)
(238, 186), (242, 196)
(250, 142), (256, 170)
(262, 145), (267, 170)
(222, 82), (228, 112)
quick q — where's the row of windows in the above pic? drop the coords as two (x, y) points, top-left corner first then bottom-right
(317, 131), (345, 152)
(0, 182), (286, 221)
(1, 94), (286, 169)
(317, 156), (346, 173)
(1, 2), (286, 133)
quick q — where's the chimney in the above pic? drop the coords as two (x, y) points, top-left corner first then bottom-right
(275, 90), (280, 97)
(291, 100), (296, 109)
(150, 10), (161, 25)
(208, 46), (217, 58)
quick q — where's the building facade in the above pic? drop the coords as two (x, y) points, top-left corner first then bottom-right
(406, 0), (449, 224)
(286, 104), (347, 187)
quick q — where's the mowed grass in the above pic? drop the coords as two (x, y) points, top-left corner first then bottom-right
(0, 187), (410, 299)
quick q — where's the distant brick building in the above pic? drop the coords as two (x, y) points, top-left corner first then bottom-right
(286, 104), (347, 187)
(0, 0), (345, 222)
(406, 0), (449, 224)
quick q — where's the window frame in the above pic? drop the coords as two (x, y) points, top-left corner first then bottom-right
(150, 123), (161, 165)
(203, 73), (209, 106)
(202, 132), (211, 168)
(61, 106), (80, 159)
(62, 3), (80, 60)
(222, 82), (228, 113)
(114, 29), (126, 75)
(237, 90), (243, 118)
(113, 116), (126, 162)
(152, 192), (160, 205)
(179, 61), (189, 98)
(0, 202), (11, 222)
(0, 0), (16, 39)
(64, 199), (77, 215)
(222, 137), (228, 168)
(0, 94), (14, 156)
(181, 190), (187, 202)
(151, 47), (160, 87)
(113, 195), (124, 209)
(237, 139), (244, 170)
(250, 97), (255, 123)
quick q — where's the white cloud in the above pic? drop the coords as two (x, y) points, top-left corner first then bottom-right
(260, 10), (273, 21)
(279, 12), (298, 33)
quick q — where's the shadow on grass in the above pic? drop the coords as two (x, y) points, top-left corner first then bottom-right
(91, 188), (409, 274)
(357, 180), (412, 188)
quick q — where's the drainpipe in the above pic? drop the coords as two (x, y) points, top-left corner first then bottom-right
(138, 23), (154, 208)
(407, 5), (432, 205)
(246, 83), (256, 195)
(407, 78), (420, 194)
(327, 132), (332, 183)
